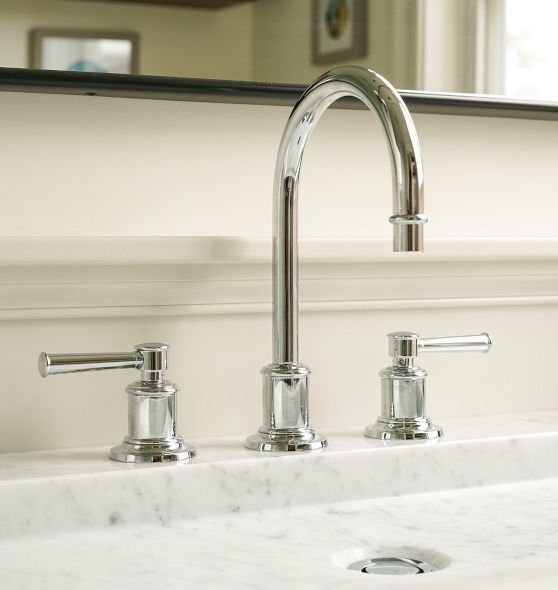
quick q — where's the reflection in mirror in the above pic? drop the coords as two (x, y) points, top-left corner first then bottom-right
(0, 0), (556, 101)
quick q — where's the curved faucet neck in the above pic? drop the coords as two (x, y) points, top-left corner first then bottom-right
(272, 66), (426, 365)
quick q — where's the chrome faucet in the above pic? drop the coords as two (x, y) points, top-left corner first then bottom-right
(365, 331), (492, 440)
(246, 66), (427, 452)
(39, 342), (195, 463)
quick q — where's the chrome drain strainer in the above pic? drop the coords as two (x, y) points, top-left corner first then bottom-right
(348, 557), (438, 576)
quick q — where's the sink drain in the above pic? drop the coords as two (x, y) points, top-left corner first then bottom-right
(348, 557), (438, 576)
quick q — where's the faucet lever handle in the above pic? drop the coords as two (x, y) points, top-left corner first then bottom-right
(388, 331), (492, 361)
(37, 342), (194, 463)
(366, 330), (493, 441)
(38, 342), (168, 382)
(418, 333), (492, 354)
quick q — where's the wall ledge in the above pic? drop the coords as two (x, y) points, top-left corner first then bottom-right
(1, 236), (558, 319)
(2, 236), (558, 265)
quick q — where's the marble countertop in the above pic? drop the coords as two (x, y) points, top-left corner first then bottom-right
(1, 410), (558, 589)
(3, 477), (557, 590)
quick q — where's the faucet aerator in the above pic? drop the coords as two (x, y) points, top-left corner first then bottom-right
(393, 224), (424, 253)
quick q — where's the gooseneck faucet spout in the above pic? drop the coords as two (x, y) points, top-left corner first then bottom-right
(246, 66), (427, 452)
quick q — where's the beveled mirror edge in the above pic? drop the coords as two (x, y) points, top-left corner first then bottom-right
(0, 67), (556, 121)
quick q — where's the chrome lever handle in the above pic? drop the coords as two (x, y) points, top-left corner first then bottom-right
(38, 342), (169, 382)
(388, 331), (492, 360)
(419, 333), (492, 354)
(37, 342), (194, 463)
(367, 330), (493, 441)
(39, 351), (142, 377)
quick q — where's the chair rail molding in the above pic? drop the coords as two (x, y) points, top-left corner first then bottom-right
(1, 236), (558, 320)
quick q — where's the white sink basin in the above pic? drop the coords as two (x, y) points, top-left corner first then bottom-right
(1, 411), (557, 589)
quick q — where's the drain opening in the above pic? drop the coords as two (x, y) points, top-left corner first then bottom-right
(348, 557), (438, 576)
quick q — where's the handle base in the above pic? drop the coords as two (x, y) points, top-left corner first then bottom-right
(109, 436), (196, 463)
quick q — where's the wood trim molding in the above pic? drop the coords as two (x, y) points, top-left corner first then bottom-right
(80, 0), (254, 8)
(1, 237), (557, 319)
(2, 236), (558, 266)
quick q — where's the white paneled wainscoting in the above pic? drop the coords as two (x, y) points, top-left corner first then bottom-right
(1, 235), (557, 452)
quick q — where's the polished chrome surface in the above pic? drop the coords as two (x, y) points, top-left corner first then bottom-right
(419, 332), (492, 354)
(365, 331), (492, 440)
(245, 363), (328, 452)
(38, 342), (195, 463)
(247, 66), (426, 452)
(38, 351), (141, 377)
(348, 557), (438, 575)
(245, 429), (327, 453)
(273, 67), (425, 366)
(109, 438), (195, 463)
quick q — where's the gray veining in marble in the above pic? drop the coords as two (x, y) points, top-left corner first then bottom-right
(0, 411), (557, 588)
(0, 411), (557, 541)
(1, 478), (558, 589)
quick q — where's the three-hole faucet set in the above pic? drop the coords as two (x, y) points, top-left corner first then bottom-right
(38, 66), (492, 463)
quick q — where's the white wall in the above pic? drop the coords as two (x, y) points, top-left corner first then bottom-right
(0, 92), (556, 238)
(0, 89), (557, 453)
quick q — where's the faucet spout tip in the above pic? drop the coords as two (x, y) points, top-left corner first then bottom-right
(390, 213), (427, 253)
(393, 224), (424, 253)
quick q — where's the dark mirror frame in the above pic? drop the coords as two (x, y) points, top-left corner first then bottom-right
(0, 68), (557, 120)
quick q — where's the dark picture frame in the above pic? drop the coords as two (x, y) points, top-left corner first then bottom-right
(29, 28), (139, 75)
(312, 0), (368, 65)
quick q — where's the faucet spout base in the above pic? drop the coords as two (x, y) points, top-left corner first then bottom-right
(364, 417), (443, 440)
(245, 362), (328, 452)
(245, 428), (327, 452)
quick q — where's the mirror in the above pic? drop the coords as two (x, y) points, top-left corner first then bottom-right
(1, 0), (557, 102)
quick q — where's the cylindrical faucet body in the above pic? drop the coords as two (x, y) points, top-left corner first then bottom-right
(126, 381), (178, 442)
(366, 331), (492, 440)
(38, 343), (195, 462)
(261, 363), (310, 431)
